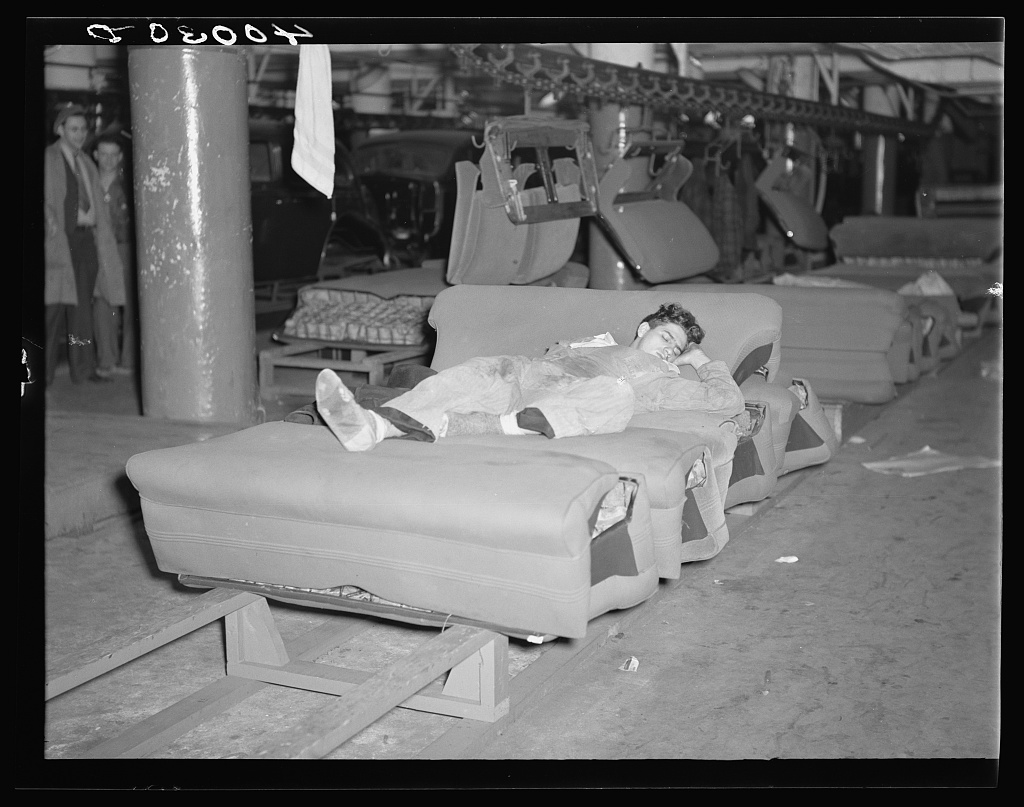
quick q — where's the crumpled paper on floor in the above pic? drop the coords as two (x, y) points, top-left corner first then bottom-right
(862, 446), (1001, 477)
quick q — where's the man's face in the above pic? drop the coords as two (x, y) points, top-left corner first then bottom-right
(96, 142), (123, 173)
(58, 115), (89, 153)
(634, 321), (689, 362)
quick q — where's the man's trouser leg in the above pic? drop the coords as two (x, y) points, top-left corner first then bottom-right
(382, 356), (532, 440)
(93, 295), (121, 371)
(383, 358), (636, 441)
(522, 375), (636, 438)
(67, 228), (99, 382)
(44, 303), (70, 386)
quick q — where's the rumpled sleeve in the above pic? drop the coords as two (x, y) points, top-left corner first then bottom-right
(634, 360), (745, 419)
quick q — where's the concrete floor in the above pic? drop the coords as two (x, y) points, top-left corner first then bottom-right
(26, 324), (1001, 786)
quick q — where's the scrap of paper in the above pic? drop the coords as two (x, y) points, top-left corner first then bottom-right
(619, 656), (639, 672)
(862, 446), (1001, 478)
(775, 556), (799, 564)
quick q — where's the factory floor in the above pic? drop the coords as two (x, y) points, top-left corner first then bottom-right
(25, 323), (1001, 788)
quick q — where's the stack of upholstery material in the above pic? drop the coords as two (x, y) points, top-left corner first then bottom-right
(656, 281), (913, 405)
(281, 263), (449, 346)
(813, 216), (1002, 338)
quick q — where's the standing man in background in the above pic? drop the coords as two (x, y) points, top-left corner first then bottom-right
(43, 103), (124, 385)
(92, 131), (137, 377)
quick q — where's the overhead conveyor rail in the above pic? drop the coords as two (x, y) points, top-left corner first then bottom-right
(450, 43), (938, 138)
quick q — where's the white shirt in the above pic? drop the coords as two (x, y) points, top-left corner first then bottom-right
(567, 332), (618, 349)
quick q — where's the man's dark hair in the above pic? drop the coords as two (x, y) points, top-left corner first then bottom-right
(641, 303), (705, 345)
(93, 132), (125, 151)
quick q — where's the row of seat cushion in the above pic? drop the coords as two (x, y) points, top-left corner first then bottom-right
(127, 422), (663, 640)
(128, 286), (783, 640)
(719, 374), (839, 509)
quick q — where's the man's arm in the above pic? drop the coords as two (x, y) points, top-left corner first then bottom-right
(636, 346), (746, 419)
(43, 147), (67, 244)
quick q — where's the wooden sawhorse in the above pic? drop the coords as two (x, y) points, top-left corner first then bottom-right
(46, 587), (510, 759)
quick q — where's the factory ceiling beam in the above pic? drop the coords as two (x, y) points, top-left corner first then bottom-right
(450, 43), (940, 138)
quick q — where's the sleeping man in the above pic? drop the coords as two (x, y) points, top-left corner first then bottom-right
(315, 302), (745, 452)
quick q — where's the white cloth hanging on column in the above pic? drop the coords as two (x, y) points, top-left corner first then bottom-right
(291, 43), (335, 198)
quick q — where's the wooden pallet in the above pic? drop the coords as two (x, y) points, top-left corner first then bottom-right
(46, 587), (510, 759)
(259, 337), (431, 394)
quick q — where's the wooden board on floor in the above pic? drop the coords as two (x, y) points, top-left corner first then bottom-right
(58, 587), (510, 759)
(259, 339), (431, 393)
(251, 624), (502, 759)
(76, 617), (371, 759)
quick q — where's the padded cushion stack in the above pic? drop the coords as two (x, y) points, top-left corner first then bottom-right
(827, 216), (1001, 264)
(658, 283), (908, 404)
(814, 215), (1001, 332)
(282, 265), (449, 345)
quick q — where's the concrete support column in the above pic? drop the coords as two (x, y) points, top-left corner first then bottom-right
(128, 46), (259, 425)
(861, 85), (899, 215)
(577, 43), (657, 290)
(789, 55), (826, 268)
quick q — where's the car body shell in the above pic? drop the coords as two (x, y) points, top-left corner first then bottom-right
(248, 118), (390, 288)
(352, 129), (483, 267)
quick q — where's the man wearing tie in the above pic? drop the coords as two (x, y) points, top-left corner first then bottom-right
(44, 104), (125, 385)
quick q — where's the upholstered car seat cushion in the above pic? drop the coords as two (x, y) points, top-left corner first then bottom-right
(596, 156), (721, 283)
(446, 159), (581, 286)
(448, 426), (725, 577)
(780, 378), (840, 475)
(126, 421), (659, 640)
(428, 286), (782, 385)
(759, 188), (830, 250)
